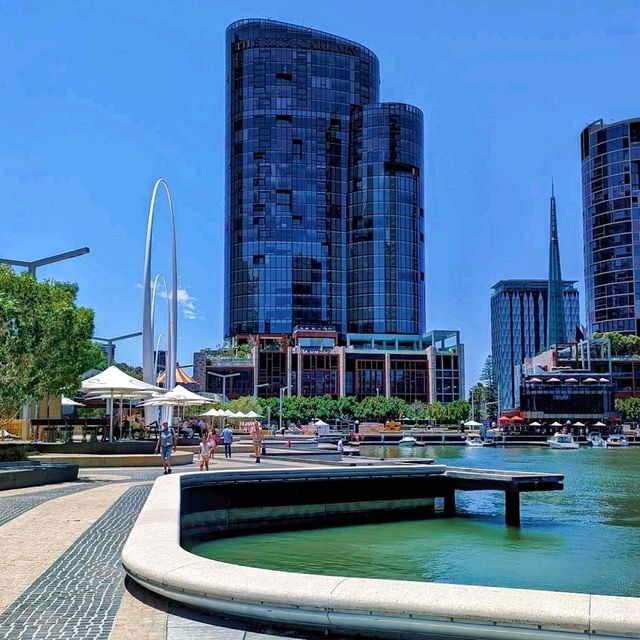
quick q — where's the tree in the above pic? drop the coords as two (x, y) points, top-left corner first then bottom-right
(479, 355), (495, 387)
(468, 384), (484, 421)
(0, 266), (102, 420)
(615, 397), (640, 424)
(115, 361), (143, 380)
(337, 395), (358, 419)
(227, 395), (263, 415)
(595, 332), (640, 356)
(355, 396), (403, 422)
(447, 399), (470, 423)
(426, 402), (447, 424)
(404, 400), (429, 421)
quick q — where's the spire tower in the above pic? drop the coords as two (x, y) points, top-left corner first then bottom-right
(547, 179), (566, 346)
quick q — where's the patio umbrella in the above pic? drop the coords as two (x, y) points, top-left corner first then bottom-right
(551, 421), (562, 427)
(511, 416), (524, 422)
(61, 396), (85, 407)
(245, 410), (263, 418)
(200, 407), (223, 417)
(584, 377), (597, 383)
(593, 421), (606, 427)
(529, 377), (542, 383)
(598, 378), (609, 383)
(565, 378), (578, 383)
(498, 416), (510, 423)
(81, 365), (165, 441)
(573, 421), (585, 427)
(547, 377), (561, 383)
(529, 421), (542, 427)
(464, 420), (482, 427)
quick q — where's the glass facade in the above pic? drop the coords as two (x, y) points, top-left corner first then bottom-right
(581, 117), (640, 336)
(225, 19), (380, 337)
(490, 280), (580, 410)
(348, 103), (425, 334)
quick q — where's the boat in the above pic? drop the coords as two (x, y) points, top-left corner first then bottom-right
(587, 433), (606, 448)
(465, 436), (495, 447)
(397, 435), (424, 447)
(605, 435), (629, 448)
(546, 433), (580, 449)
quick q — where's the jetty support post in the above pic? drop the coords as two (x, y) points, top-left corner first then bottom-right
(505, 489), (521, 527)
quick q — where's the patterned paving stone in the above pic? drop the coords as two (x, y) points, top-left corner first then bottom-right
(0, 483), (95, 527)
(0, 485), (150, 640)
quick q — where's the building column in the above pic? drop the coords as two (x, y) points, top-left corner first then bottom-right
(505, 490), (521, 527)
(384, 353), (391, 398)
(338, 347), (346, 398)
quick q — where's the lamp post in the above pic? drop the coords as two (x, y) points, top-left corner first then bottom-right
(0, 247), (90, 276)
(279, 385), (291, 433)
(253, 382), (270, 399)
(93, 332), (143, 367)
(207, 372), (240, 403)
(0, 248), (90, 440)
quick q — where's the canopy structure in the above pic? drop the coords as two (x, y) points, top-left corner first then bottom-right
(511, 416), (524, 422)
(565, 378), (578, 383)
(313, 419), (330, 427)
(550, 421), (563, 427)
(584, 378), (597, 383)
(200, 408), (223, 417)
(157, 363), (197, 386)
(598, 378), (609, 383)
(529, 421), (542, 427)
(464, 420), (482, 427)
(81, 366), (164, 440)
(245, 411), (263, 418)
(593, 421), (606, 427)
(498, 416), (510, 423)
(61, 396), (85, 407)
(547, 377), (561, 383)
(529, 377), (542, 383)
(141, 385), (212, 407)
(573, 421), (586, 427)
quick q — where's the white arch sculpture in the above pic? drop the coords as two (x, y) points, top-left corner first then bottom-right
(142, 179), (178, 422)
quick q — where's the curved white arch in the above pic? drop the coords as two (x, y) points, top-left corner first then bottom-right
(150, 273), (169, 341)
(142, 179), (178, 420)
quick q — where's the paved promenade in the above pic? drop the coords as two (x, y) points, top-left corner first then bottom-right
(0, 455), (327, 640)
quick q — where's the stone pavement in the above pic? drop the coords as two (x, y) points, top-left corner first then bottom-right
(0, 454), (332, 640)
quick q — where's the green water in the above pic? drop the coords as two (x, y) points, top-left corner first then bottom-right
(186, 446), (640, 596)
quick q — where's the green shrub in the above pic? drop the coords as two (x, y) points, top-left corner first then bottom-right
(0, 444), (36, 462)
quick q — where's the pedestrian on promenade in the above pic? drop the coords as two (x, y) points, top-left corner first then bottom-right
(198, 434), (212, 471)
(251, 422), (264, 464)
(208, 428), (218, 459)
(155, 421), (177, 475)
(221, 424), (234, 459)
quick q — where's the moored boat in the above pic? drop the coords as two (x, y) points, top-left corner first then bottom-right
(605, 434), (629, 448)
(546, 433), (580, 449)
(587, 433), (606, 448)
(397, 435), (424, 447)
(465, 436), (495, 447)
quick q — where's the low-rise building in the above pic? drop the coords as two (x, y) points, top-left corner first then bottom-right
(193, 328), (464, 404)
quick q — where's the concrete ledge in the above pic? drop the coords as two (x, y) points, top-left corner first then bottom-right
(122, 469), (640, 639)
(0, 462), (79, 490)
(28, 452), (193, 468)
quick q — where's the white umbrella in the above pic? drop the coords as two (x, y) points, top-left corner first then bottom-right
(220, 409), (235, 417)
(593, 421), (606, 427)
(464, 420), (482, 427)
(200, 407), (223, 417)
(313, 419), (330, 427)
(61, 396), (85, 407)
(529, 421), (542, 426)
(574, 421), (586, 427)
(245, 410), (263, 418)
(81, 365), (164, 441)
(231, 411), (247, 418)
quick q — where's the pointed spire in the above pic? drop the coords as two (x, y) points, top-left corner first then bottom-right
(547, 180), (565, 347)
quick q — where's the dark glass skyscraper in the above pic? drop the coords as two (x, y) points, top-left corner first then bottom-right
(224, 19), (425, 338)
(348, 103), (425, 334)
(581, 117), (640, 337)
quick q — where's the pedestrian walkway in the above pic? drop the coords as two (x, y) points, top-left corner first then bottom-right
(0, 455), (330, 640)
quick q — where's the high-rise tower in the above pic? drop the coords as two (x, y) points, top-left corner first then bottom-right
(547, 181), (566, 346)
(581, 117), (640, 337)
(224, 19), (425, 339)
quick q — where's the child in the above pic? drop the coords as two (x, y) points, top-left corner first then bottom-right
(199, 435), (212, 471)
(208, 429), (218, 459)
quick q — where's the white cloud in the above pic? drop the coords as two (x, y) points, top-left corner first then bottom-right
(158, 286), (199, 321)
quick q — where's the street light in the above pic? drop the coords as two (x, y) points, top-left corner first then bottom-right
(93, 332), (143, 367)
(253, 382), (270, 399)
(207, 372), (240, 403)
(279, 385), (291, 433)
(0, 247), (90, 276)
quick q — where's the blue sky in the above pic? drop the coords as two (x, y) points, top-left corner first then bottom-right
(1, 0), (639, 387)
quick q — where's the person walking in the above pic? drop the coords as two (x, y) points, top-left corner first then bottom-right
(208, 428), (218, 459)
(155, 421), (177, 475)
(221, 424), (234, 459)
(198, 434), (212, 471)
(251, 422), (264, 464)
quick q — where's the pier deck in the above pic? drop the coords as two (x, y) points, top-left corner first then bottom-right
(443, 466), (564, 526)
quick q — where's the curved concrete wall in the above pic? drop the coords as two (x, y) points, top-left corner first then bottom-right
(122, 470), (640, 639)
